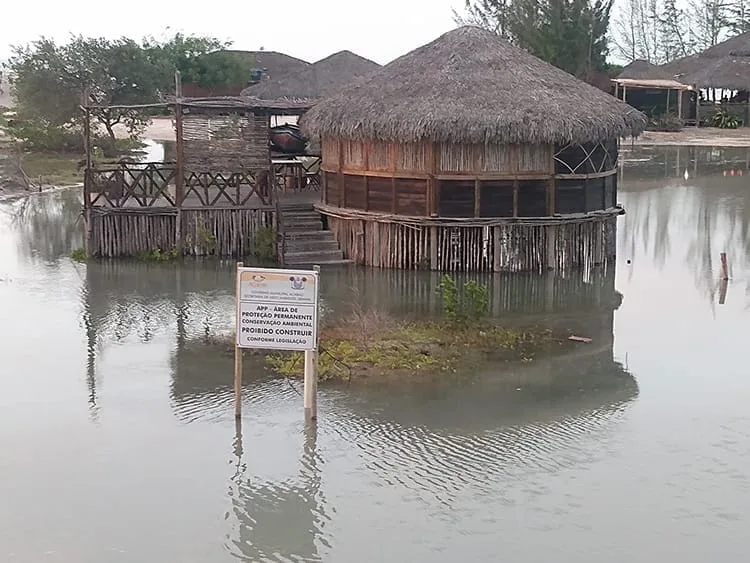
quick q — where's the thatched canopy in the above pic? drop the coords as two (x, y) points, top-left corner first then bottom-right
(300, 26), (647, 145)
(240, 50), (381, 101)
(642, 32), (750, 90)
(617, 59), (656, 79)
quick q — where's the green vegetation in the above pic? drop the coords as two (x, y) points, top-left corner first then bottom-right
(252, 226), (277, 264)
(710, 108), (741, 129)
(648, 113), (683, 132)
(135, 248), (180, 262)
(265, 277), (559, 382)
(69, 248), (88, 262)
(4, 33), (250, 152)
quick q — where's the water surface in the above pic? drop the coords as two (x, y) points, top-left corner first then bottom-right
(1, 145), (749, 562)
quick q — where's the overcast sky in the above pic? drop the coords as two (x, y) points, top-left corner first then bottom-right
(0, 0), (461, 64)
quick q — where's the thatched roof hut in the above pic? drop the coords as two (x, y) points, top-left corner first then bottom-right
(642, 32), (750, 90)
(240, 50), (381, 101)
(301, 26), (647, 145)
(300, 26), (642, 273)
(617, 59), (656, 79)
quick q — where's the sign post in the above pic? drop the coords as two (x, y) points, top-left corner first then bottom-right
(234, 263), (320, 420)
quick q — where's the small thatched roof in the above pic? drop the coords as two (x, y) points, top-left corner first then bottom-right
(300, 26), (647, 145)
(617, 59), (656, 79)
(240, 50), (381, 101)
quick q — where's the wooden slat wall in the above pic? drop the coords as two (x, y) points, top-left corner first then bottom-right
(325, 214), (617, 273)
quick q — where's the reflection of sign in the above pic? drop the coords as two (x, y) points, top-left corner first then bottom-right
(236, 267), (319, 351)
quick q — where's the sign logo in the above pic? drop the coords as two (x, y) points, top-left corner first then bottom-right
(289, 275), (308, 290)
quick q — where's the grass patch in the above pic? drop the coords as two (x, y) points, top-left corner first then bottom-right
(21, 152), (84, 186)
(265, 310), (560, 382)
(135, 247), (180, 262)
(69, 248), (88, 262)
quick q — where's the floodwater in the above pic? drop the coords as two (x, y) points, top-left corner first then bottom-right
(1, 145), (749, 562)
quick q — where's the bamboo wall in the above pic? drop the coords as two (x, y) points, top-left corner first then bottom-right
(320, 136), (619, 219)
(324, 212), (618, 273)
(183, 113), (269, 173)
(87, 208), (274, 258)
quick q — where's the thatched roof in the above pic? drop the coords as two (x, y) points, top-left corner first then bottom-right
(240, 50), (381, 101)
(617, 59), (656, 79)
(300, 26), (647, 145)
(641, 32), (750, 89)
(223, 50), (311, 82)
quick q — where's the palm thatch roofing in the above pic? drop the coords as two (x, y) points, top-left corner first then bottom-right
(240, 50), (381, 101)
(222, 50), (311, 82)
(300, 26), (647, 145)
(617, 59), (656, 79)
(642, 32), (750, 90)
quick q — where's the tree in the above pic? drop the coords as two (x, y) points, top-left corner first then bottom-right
(690, 0), (731, 49)
(144, 33), (250, 91)
(457, 0), (614, 79)
(5, 33), (250, 152)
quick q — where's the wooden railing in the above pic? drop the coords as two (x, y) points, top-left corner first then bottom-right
(86, 163), (177, 208)
(85, 162), (274, 209)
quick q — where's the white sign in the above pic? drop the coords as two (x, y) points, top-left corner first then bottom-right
(235, 266), (319, 351)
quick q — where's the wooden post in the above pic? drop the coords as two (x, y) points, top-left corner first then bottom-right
(720, 252), (729, 280)
(677, 89), (684, 121)
(174, 71), (185, 254)
(303, 265), (321, 421)
(82, 92), (93, 257)
(718, 279), (728, 305)
(234, 261), (244, 419)
(546, 225), (557, 270)
(430, 226), (438, 270)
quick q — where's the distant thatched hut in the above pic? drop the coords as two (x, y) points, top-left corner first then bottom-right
(241, 50), (381, 101)
(300, 26), (647, 272)
(617, 59), (656, 80)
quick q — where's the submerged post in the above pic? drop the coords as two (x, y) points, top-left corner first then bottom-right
(234, 261), (244, 418)
(303, 265), (321, 421)
(720, 252), (729, 281)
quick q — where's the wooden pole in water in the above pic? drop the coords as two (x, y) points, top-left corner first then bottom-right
(303, 265), (321, 421)
(720, 252), (729, 281)
(234, 261), (244, 419)
(174, 71), (185, 254)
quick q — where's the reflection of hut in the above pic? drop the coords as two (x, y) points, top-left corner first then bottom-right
(300, 26), (648, 272)
(241, 50), (381, 101)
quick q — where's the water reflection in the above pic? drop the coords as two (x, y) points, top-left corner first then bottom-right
(3, 188), (83, 262)
(619, 145), (750, 309)
(227, 421), (328, 562)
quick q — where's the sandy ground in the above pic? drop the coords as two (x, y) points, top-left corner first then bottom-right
(131, 117), (750, 147)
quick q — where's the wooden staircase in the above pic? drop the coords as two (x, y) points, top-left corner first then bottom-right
(279, 203), (351, 266)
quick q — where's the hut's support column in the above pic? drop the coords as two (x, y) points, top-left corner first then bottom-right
(594, 222), (604, 265)
(492, 226), (502, 272)
(546, 225), (558, 271)
(430, 226), (438, 270)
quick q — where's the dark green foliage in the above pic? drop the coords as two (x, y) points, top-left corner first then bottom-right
(459, 0), (614, 78)
(710, 108), (741, 129)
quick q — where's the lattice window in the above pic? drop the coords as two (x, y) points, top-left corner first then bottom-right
(554, 141), (617, 174)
